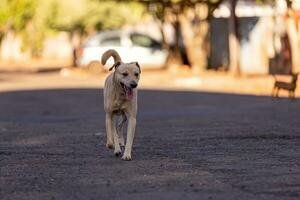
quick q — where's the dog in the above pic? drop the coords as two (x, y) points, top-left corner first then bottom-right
(101, 49), (141, 160)
(272, 73), (298, 99)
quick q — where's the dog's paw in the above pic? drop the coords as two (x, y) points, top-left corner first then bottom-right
(106, 143), (114, 149)
(114, 150), (122, 157)
(121, 154), (132, 161)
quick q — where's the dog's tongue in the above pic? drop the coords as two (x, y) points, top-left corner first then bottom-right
(124, 87), (133, 100)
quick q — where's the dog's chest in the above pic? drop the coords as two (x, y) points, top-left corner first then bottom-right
(111, 99), (127, 114)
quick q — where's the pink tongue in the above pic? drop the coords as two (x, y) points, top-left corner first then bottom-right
(125, 87), (133, 100)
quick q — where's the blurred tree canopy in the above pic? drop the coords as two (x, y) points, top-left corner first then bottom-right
(0, 0), (37, 32)
(130, 0), (276, 71)
(121, 0), (225, 70)
(0, 0), (277, 63)
(45, 0), (146, 33)
(0, 0), (146, 56)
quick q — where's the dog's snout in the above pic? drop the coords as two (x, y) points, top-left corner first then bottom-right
(130, 81), (137, 88)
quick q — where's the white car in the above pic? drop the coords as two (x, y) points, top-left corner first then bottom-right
(75, 30), (168, 70)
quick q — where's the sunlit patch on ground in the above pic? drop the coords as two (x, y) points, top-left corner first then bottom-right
(174, 77), (202, 87)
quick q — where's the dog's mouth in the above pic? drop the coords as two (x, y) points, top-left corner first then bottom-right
(120, 82), (133, 100)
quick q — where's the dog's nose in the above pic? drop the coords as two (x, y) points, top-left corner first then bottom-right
(130, 81), (137, 88)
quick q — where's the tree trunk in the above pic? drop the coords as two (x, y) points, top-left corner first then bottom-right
(166, 14), (184, 71)
(154, 18), (168, 50)
(229, 0), (240, 76)
(179, 6), (209, 74)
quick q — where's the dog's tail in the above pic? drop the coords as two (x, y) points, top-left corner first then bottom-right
(101, 49), (122, 65)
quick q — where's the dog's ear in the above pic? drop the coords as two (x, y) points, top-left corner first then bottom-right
(109, 61), (121, 71)
(135, 62), (141, 73)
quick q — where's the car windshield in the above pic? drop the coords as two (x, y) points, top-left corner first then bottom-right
(84, 35), (121, 47)
(130, 33), (161, 49)
(100, 36), (121, 47)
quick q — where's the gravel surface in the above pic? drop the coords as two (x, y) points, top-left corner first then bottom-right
(1, 85), (300, 199)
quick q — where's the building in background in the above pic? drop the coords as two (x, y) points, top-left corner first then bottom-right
(209, 0), (300, 75)
(1, 0), (299, 75)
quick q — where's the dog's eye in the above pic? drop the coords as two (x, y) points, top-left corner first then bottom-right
(134, 73), (139, 77)
(122, 72), (128, 77)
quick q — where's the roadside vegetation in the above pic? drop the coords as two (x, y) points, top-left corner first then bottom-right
(0, 0), (277, 73)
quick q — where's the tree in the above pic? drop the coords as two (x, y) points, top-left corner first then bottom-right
(0, 0), (38, 54)
(229, 0), (276, 75)
(114, 0), (278, 74)
(115, 0), (224, 72)
(148, 0), (283, 74)
(0, 0), (37, 32)
(0, 0), (56, 57)
(228, 0), (240, 76)
(0, 0), (279, 64)
(0, 0), (146, 57)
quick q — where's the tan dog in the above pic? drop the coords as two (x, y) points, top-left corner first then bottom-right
(101, 49), (141, 160)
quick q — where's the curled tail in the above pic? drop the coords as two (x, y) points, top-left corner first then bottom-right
(101, 49), (122, 65)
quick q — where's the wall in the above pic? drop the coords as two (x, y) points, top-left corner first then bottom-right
(209, 16), (297, 75)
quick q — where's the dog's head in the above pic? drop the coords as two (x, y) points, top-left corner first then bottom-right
(111, 61), (141, 100)
(101, 49), (141, 100)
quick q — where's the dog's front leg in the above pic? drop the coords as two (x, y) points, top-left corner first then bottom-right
(117, 114), (126, 146)
(122, 116), (136, 161)
(105, 113), (114, 149)
(112, 116), (122, 156)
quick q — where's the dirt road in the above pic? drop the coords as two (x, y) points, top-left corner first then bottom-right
(1, 70), (300, 199)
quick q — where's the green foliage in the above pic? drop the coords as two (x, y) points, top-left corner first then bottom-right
(47, 0), (147, 32)
(124, 0), (224, 20)
(0, 0), (37, 31)
(0, 0), (147, 56)
(0, 1), (9, 31)
(0, 0), (40, 55)
(38, 0), (147, 32)
(0, 0), (280, 56)
(256, 0), (276, 5)
(82, 0), (146, 31)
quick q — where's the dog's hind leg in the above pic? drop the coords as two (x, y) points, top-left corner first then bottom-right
(117, 114), (127, 147)
(112, 116), (122, 156)
(105, 113), (114, 149)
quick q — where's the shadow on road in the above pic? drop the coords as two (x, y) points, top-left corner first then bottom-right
(0, 67), (63, 75)
(1, 88), (300, 200)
